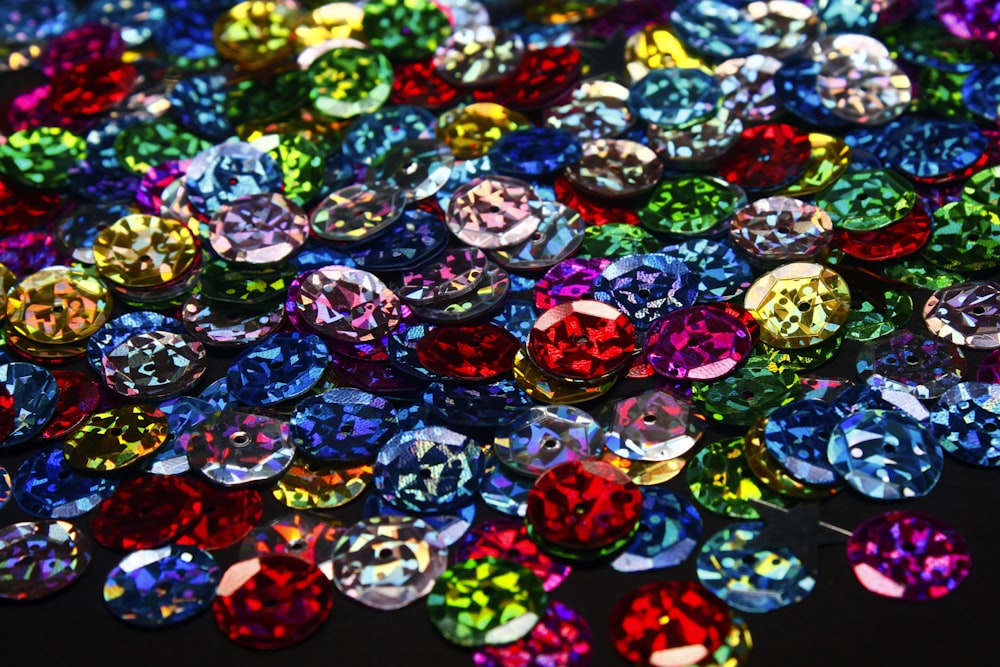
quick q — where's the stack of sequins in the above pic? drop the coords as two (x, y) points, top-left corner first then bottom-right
(1, 0), (1000, 666)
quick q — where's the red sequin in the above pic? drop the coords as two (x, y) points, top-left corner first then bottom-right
(391, 58), (463, 110)
(717, 122), (811, 192)
(527, 299), (636, 380)
(609, 581), (732, 666)
(473, 47), (583, 111)
(50, 58), (137, 116)
(38, 369), (101, 440)
(553, 177), (642, 227)
(453, 517), (571, 592)
(213, 555), (333, 650)
(38, 22), (126, 77)
(525, 460), (642, 550)
(416, 323), (519, 380)
(0, 176), (64, 235)
(90, 476), (203, 550)
(832, 200), (932, 261)
(5, 84), (97, 134)
(176, 482), (262, 550)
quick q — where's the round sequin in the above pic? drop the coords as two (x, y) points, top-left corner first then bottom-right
(209, 193), (308, 265)
(828, 410), (944, 500)
(611, 488), (702, 573)
(687, 437), (789, 519)
(6, 266), (111, 344)
(730, 196), (834, 262)
(331, 515), (447, 610)
(64, 405), (168, 472)
(628, 67), (722, 128)
(272, 458), (372, 510)
(92, 214), (199, 289)
(308, 46), (394, 120)
(930, 382), (1000, 467)
(527, 300), (636, 381)
(0, 362), (58, 447)
(645, 303), (755, 381)
(90, 476), (202, 550)
(295, 265), (401, 343)
(563, 139), (663, 199)
(183, 409), (294, 487)
(607, 389), (702, 462)
(13, 445), (118, 518)
(593, 253), (698, 331)
(447, 176), (543, 249)
(493, 405), (604, 478)
(718, 122), (811, 193)
(104, 545), (220, 627)
(856, 330), (965, 399)
(0, 520), (91, 601)
(923, 281), (1000, 349)
(227, 332), (328, 407)
(291, 388), (397, 461)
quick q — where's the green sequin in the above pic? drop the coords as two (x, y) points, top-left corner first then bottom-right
(426, 557), (547, 647)
(252, 134), (325, 206)
(0, 127), (85, 188)
(115, 121), (212, 175)
(199, 259), (293, 306)
(226, 70), (311, 123)
(362, 0), (452, 61)
(814, 169), (915, 232)
(844, 289), (913, 341)
(308, 47), (394, 119)
(758, 334), (844, 371)
(883, 257), (967, 289)
(638, 175), (746, 236)
(883, 22), (995, 72)
(686, 437), (789, 519)
(917, 68), (973, 118)
(963, 165), (1000, 209)
(924, 200), (1000, 272)
(692, 355), (801, 426)
(577, 223), (659, 258)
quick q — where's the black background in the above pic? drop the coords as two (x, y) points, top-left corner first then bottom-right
(1, 4), (999, 666)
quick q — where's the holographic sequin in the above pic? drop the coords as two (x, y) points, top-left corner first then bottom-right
(13, 445), (118, 518)
(0, 520), (91, 601)
(227, 332), (328, 407)
(493, 405), (604, 478)
(930, 382), (1000, 467)
(183, 409), (295, 487)
(611, 488), (702, 573)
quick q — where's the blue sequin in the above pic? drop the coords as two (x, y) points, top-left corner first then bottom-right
(814, 0), (877, 32)
(77, 0), (166, 45)
(828, 410), (944, 500)
(104, 545), (220, 627)
(352, 210), (450, 272)
(169, 73), (233, 140)
(291, 388), (398, 461)
(423, 380), (533, 427)
(0, 0), (75, 42)
(0, 363), (59, 448)
(831, 384), (892, 418)
(492, 298), (537, 344)
(663, 238), (753, 303)
(185, 141), (283, 215)
(962, 64), (1000, 122)
(148, 396), (216, 476)
(67, 162), (140, 203)
(227, 332), (328, 407)
(341, 106), (437, 167)
(878, 118), (987, 180)
(764, 400), (842, 486)
(612, 488), (702, 572)
(86, 117), (144, 172)
(155, 8), (220, 65)
(670, 0), (758, 60)
(13, 445), (118, 518)
(628, 68), (722, 128)
(593, 253), (699, 330)
(488, 128), (583, 177)
(930, 382), (1000, 468)
(290, 242), (357, 272)
(374, 426), (481, 513)
(197, 376), (231, 410)
(775, 58), (846, 128)
(697, 521), (816, 613)
(56, 201), (137, 265)
(388, 323), (444, 381)
(361, 494), (474, 547)
(87, 311), (185, 375)
(0, 465), (10, 510)
(479, 460), (530, 517)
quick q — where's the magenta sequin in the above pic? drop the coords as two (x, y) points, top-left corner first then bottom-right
(534, 257), (612, 311)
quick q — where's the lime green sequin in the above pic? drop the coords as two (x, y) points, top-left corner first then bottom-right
(578, 223), (659, 258)
(308, 47), (394, 119)
(639, 175), (746, 236)
(362, 0), (451, 61)
(686, 437), (790, 519)
(0, 127), (85, 188)
(115, 121), (212, 175)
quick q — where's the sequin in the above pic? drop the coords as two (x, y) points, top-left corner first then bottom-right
(213, 556), (333, 650)
(207, 193), (307, 265)
(226, 332), (327, 407)
(763, 400), (842, 485)
(923, 281), (1000, 349)
(0, 520), (91, 601)
(606, 389), (702, 463)
(714, 54), (782, 124)
(273, 457), (371, 510)
(295, 265), (401, 343)
(671, 0), (758, 61)
(437, 102), (531, 160)
(512, 347), (618, 405)
(176, 483), (262, 550)
(718, 122), (812, 193)
(645, 303), (755, 381)
(493, 405), (604, 478)
(489, 200), (585, 272)
(63, 404), (167, 472)
(308, 46), (394, 120)
(745, 0), (821, 58)
(744, 421), (840, 499)
(930, 382), (1000, 467)
(815, 169), (915, 231)
(434, 25), (524, 86)
(687, 437), (789, 519)
(427, 557), (547, 647)
(12, 445), (117, 518)
(102, 331), (206, 400)
(92, 214), (199, 289)
(646, 107), (744, 172)
(238, 513), (340, 578)
(856, 330), (965, 399)
(609, 580), (731, 667)
(665, 239), (754, 303)
(847, 510), (970, 600)
(90, 475), (201, 550)
(0, 127), (85, 189)
(593, 253), (697, 331)
(562, 138), (663, 199)
(331, 515), (447, 610)
(183, 409), (294, 486)
(472, 600), (592, 667)
(290, 388), (396, 461)
(777, 133), (851, 197)
(115, 121), (211, 176)
(697, 521), (816, 613)
(369, 139), (454, 203)
(880, 118), (987, 182)
(0, 362), (59, 448)
(545, 77), (634, 140)
(827, 409), (944, 500)
(612, 488), (702, 573)
(534, 258), (609, 311)
(628, 67), (721, 129)
(363, 0), (451, 60)
(447, 176), (543, 249)
(375, 426), (480, 513)
(212, 0), (300, 68)
(527, 300), (636, 381)
(729, 196), (834, 262)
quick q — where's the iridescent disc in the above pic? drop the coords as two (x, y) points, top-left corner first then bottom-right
(640, 175), (746, 237)
(856, 330), (965, 399)
(238, 513), (340, 578)
(310, 183), (406, 243)
(645, 107), (743, 171)
(209, 193), (308, 265)
(930, 382), (1000, 467)
(493, 405), (605, 478)
(434, 25), (524, 87)
(184, 141), (283, 216)
(923, 281), (1000, 349)
(691, 355), (801, 426)
(368, 139), (454, 203)
(0, 362), (58, 447)
(644, 303), (755, 381)
(331, 515), (448, 610)
(714, 53), (782, 123)
(687, 437), (789, 519)
(64, 405), (168, 472)
(104, 546), (220, 627)
(226, 332), (328, 406)
(697, 521), (816, 613)
(183, 409), (295, 486)
(437, 102), (531, 160)
(0, 520), (91, 601)
(562, 139), (663, 199)
(627, 67), (722, 129)
(512, 348), (618, 405)
(847, 511), (970, 600)
(592, 253), (698, 331)
(827, 409), (944, 500)
(489, 200), (585, 272)
(13, 445), (118, 518)
(447, 176), (543, 249)
(763, 399), (843, 485)
(607, 389), (702, 462)
(427, 557), (547, 647)
(213, 0), (301, 68)
(295, 265), (401, 343)
(290, 388), (398, 461)
(307, 46), (394, 120)
(472, 600), (592, 667)
(777, 133), (851, 197)
(181, 293), (284, 348)
(816, 49), (912, 126)
(6, 266), (111, 344)
(729, 196), (834, 261)
(272, 458), (371, 510)
(611, 488), (702, 573)
(527, 299), (636, 381)
(92, 214), (199, 289)
(545, 77), (635, 140)
(101, 331), (206, 400)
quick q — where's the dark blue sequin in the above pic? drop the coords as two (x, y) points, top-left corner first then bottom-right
(479, 460), (530, 517)
(148, 396), (216, 476)
(670, 0), (758, 60)
(227, 332), (329, 407)
(196, 376), (231, 410)
(362, 494), (475, 546)
(104, 545), (220, 627)
(593, 253), (698, 330)
(388, 322), (445, 381)
(492, 298), (537, 344)
(0, 363), (59, 448)
(831, 384), (892, 418)
(291, 388), (398, 461)
(87, 311), (185, 375)
(155, 8), (220, 66)
(963, 64), (1000, 122)
(775, 58), (846, 128)
(1, 0), (75, 42)
(878, 118), (987, 180)
(930, 382), (1000, 468)
(56, 201), (136, 264)
(67, 162), (140, 202)
(341, 105), (437, 167)
(86, 117), (144, 172)
(628, 68), (722, 128)
(169, 73), (233, 140)
(764, 400), (843, 485)
(611, 488), (702, 572)
(290, 242), (357, 272)
(423, 380), (533, 427)
(488, 128), (583, 177)
(13, 445), (118, 517)
(663, 238), (753, 303)
(352, 210), (450, 272)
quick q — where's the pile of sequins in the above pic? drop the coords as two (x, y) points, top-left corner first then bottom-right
(0, 0), (998, 664)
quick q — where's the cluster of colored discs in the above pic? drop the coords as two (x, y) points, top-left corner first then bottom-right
(0, 0), (998, 664)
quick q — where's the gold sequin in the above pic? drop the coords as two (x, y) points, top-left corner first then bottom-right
(93, 214), (199, 289)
